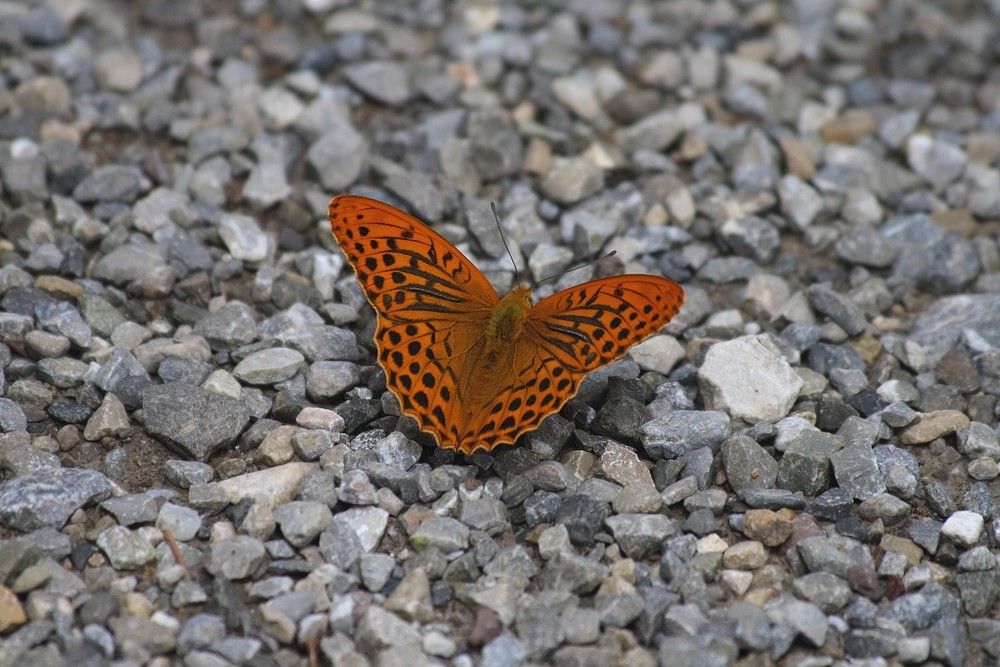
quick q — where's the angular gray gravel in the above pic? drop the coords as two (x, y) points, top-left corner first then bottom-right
(1, 2), (999, 667)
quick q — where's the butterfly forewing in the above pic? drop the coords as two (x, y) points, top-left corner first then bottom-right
(526, 274), (685, 373)
(328, 195), (499, 321)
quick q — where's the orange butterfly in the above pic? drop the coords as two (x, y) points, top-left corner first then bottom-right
(328, 194), (685, 455)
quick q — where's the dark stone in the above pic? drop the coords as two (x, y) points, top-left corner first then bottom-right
(956, 571), (1000, 617)
(554, 495), (610, 547)
(589, 393), (648, 445)
(157, 357), (216, 385)
(816, 394), (859, 432)
(523, 490), (560, 528)
(681, 508), (720, 537)
(43, 399), (92, 425)
(845, 392), (887, 417)
(835, 517), (868, 542)
(806, 488), (855, 522)
(808, 343), (867, 376)
(0, 467), (113, 531)
(336, 399), (383, 434)
(961, 482), (995, 518)
(924, 480), (957, 518)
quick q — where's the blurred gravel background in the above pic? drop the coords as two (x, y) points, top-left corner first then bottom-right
(2, 1), (1000, 666)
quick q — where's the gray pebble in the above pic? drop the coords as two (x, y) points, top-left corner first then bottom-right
(830, 443), (886, 500)
(91, 242), (168, 287)
(18, 5), (68, 44)
(142, 382), (251, 461)
(305, 360), (360, 401)
(232, 347), (304, 385)
(605, 513), (676, 560)
(192, 301), (258, 351)
(0, 398), (28, 433)
(209, 536), (266, 580)
(0, 467), (113, 531)
(73, 165), (151, 203)
(458, 497), (509, 536)
(338, 468), (378, 506)
(719, 434), (778, 498)
(96, 525), (156, 570)
(857, 493), (911, 527)
(100, 493), (159, 527)
(343, 61), (413, 108)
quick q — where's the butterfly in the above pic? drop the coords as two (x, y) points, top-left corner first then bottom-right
(328, 194), (685, 455)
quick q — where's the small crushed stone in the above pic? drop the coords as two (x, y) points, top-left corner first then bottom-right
(0, 2), (999, 667)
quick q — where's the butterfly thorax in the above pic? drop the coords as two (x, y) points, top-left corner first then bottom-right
(481, 284), (533, 370)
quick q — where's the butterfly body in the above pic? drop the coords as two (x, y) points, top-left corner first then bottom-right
(329, 194), (685, 455)
(483, 285), (531, 362)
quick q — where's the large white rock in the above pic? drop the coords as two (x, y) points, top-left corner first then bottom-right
(941, 510), (983, 548)
(697, 335), (803, 423)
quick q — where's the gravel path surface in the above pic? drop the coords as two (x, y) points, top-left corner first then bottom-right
(1, 1), (1000, 666)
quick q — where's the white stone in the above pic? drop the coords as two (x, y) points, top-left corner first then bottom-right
(906, 133), (967, 190)
(335, 506), (389, 552)
(696, 533), (729, 554)
(242, 160), (292, 211)
(296, 407), (345, 432)
(232, 347), (304, 385)
(423, 630), (457, 658)
(551, 75), (601, 121)
(537, 524), (572, 560)
(941, 510), (984, 548)
(746, 274), (791, 320)
(258, 86), (305, 129)
(630, 335), (685, 375)
(156, 503), (201, 541)
(698, 335), (804, 423)
(897, 636), (930, 664)
(203, 369), (242, 399)
(719, 569), (753, 596)
(665, 185), (696, 226)
(219, 213), (270, 262)
(216, 462), (319, 509)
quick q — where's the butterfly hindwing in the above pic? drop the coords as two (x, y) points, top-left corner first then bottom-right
(374, 317), (486, 451)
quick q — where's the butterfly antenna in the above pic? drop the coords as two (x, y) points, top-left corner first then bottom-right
(532, 250), (618, 289)
(491, 202), (521, 284)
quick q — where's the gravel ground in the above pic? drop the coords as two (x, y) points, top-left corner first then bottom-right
(1, 1), (1000, 666)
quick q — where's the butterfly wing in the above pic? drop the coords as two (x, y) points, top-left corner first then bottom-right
(527, 274), (685, 373)
(329, 195), (499, 448)
(464, 274), (685, 449)
(329, 195), (499, 320)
